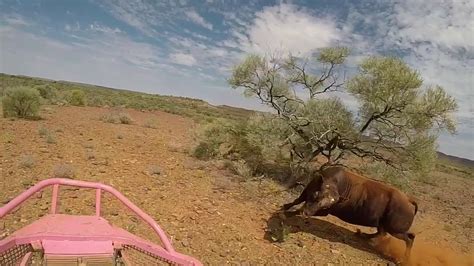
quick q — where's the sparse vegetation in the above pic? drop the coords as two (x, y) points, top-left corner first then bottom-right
(2, 86), (41, 119)
(101, 110), (133, 124)
(68, 89), (86, 106)
(19, 154), (35, 169)
(0, 73), (255, 122)
(148, 165), (162, 176)
(52, 163), (75, 179)
(86, 151), (95, 160)
(46, 132), (56, 144)
(35, 85), (57, 102)
(143, 118), (158, 129)
(230, 160), (253, 178)
(38, 125), (49, 137)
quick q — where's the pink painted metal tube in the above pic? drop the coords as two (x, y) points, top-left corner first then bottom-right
(95, 188), (101, 216)
(0, 178), (176, 253)
(51, 184), (59, 214)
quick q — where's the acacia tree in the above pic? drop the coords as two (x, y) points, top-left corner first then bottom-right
(228, 48), (457, 176)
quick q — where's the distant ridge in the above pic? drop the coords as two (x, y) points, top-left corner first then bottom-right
(437, 151), (474, 168)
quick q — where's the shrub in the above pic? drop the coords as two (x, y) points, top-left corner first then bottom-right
(143, 118), (158, 128)
(52, 163), (75, 179)
(19, 154), (35, 169)
(101, 111), (133, 124)
(193, 141), (215, 160)
(192, 117), (278, 174)
(118, 113), (132, 124)
(68, 90), (86, 106)
(2, 87), (41, 118)
(35, 85), (57, 100)
(230, 160), (253, 178)
(46, 133), (56, 144)
(38, 125), (49, 137)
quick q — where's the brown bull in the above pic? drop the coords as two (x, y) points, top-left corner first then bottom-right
(282, 166), (418, 263)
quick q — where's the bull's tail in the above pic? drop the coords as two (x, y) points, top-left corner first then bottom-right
(408, 196), (418, 215)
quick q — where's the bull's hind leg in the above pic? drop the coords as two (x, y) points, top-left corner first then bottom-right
(356, 226), (386, 239)
(390, 232), (415, 264)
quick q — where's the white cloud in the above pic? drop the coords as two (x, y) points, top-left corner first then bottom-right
(343, 0), (474, 159)
(1, 14), (30, 27)
(169, 52), (197, 66)
(185, 10), (213, 30)
(101, 0), (161, 36)
(89, 22), (122, 34)
(233, 3), (341, 55)
(0, 23), (259, 109)
(391, 0), (474, 51)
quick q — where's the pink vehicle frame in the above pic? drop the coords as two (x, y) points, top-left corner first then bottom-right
(0, 178), (203, 265)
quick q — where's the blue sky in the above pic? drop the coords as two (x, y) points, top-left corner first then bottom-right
(0, 0), (473, 159)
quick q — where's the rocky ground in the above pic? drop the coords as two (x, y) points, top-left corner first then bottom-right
(1, 105), (472, 265)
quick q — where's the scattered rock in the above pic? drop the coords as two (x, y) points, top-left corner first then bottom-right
(148, 165), (161, 176)
(330, 249), (340, 255)
(181, 239), (190, 247)
(2, 198), (12, 204)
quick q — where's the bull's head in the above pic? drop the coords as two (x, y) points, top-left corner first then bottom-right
(302, 183), (339, 216)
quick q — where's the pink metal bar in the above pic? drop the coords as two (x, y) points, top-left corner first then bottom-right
(95, 189), (101, 217)
(19, 252), (32, 266)
(0, 178), (176, 253)
(51, 184), (59, 214)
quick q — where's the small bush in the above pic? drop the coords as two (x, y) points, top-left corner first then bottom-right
(118, 113), (132, 124)
(19, 154), (35, 169)
(46, 133), (56, 144)
(38, 125), (49, 137)
(101, 111), (133, 124)
(230, 160), (253, 178)
(2, 87), (41, 118)
(68, 90), (86, 106)
(52, 164), (75, 179)
(193, 141), (215, 160)
(35, 85), (57, 100)
(143, 118), (158, 128)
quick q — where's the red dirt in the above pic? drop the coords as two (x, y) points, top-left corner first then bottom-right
(1, 106), (472, 265)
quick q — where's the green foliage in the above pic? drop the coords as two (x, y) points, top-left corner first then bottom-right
(2, 86), (41, 118)
(68, 89), (86, 106)
(317, 46), (350, 64)
(361, 162), (408, 190)
(193, 141), (216, 160)
(229, 48), (458, 181)
(192, 118), (268, 177)
(35, 85), (57, 101)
